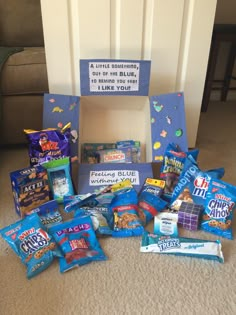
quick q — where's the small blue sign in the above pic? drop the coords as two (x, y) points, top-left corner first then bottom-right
(78, 163), (153, 194)
(80, 59), (151, 96)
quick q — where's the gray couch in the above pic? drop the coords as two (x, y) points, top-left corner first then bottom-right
(0, 0), (49, 145)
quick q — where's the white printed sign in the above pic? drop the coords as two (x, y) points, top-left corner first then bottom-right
(89, 62), (140, 92)
(89, 170), (140, 186)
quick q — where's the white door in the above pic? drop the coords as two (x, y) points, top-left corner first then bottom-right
(40, 0), (217, 148)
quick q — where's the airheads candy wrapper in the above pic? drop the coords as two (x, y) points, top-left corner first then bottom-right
(201, 178), (236, 239)
(160, 143), (199, 201)
(140, 231), (224, 263)
(137, 178), (167, 225)
(48, 216), (107, 273)
(24, 123), (71, 166)
(0, 213), (62, 279)
(170, 156), (225, 211)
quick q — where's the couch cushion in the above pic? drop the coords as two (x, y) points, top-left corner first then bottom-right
(0, 0), (44, 47)
(0, 47), (49, 95)
(0, 95), (43, 145)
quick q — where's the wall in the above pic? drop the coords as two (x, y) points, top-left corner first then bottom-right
(40, 0), (217, 148)
(210, 0), (236, 100)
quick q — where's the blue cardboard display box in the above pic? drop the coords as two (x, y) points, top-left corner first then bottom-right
(43, 59), (188, 194)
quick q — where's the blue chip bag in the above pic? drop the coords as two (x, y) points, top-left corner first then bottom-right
(170, 155), (225, 211)
(201, 178), (236, 239)
(48, 216), (107, 272)
(74, 205), (113, 236)
(160, 143), (199, 201)
(109, 180), (144, 237)
(0, 213), (62, 279)
(26, 200), (62, 228)
(137, 178), (168, 225)
(63, 193), (93, 212)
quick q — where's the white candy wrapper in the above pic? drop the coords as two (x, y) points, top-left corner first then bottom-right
(140, 231), (224, 263)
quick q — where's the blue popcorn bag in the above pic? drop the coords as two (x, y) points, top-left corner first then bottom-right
(49, 216), (107, 273)
(201, 178), (236, 239)
(0, 213), (62, 279)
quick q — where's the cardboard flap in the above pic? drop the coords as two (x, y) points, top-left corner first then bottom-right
(43, 93), (80, 158)
(149, 92), (188, 161)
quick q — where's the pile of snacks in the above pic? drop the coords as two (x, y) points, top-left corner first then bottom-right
(1, 128), (236, 279)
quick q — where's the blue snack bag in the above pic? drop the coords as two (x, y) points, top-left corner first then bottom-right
(26, 200), (62, 228)
(24, 123), (71, 166)
(170, 156), (225, 211)
(160, 143), (199, 201)
(0, 213), (62, 279)
(109, 180), (144, 237)
(140, 231), (224, 263)
(63, 193), (93, 212)
(43, 157), (74, 203)
(74, 205), (113, 236)
(137, 178), (168, 225)
(201, 178), (236, 239)
(48, 216), (107, 272)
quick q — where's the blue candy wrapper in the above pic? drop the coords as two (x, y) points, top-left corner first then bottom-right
(140, 231), (224, 263)
(48, 216), (107, 272)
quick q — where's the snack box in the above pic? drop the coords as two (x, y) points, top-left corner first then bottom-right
(82, 142), (116, 163)
(10, 165), (50, 217)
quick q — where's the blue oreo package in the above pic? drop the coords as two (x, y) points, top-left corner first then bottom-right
(74, 205), (113, 236)
(48, 216), (107, 273)
(0, 213), (62, 279)
(201, 178), (236, 239)
(170, 155), (225, 211)
(109, 181), (144, 237)
(160, 143), (199, 201)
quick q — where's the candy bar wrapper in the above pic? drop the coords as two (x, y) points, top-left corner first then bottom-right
(140, 231), (224, 263)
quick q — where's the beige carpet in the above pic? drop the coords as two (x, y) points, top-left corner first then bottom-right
(1, 101), (236, 315)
